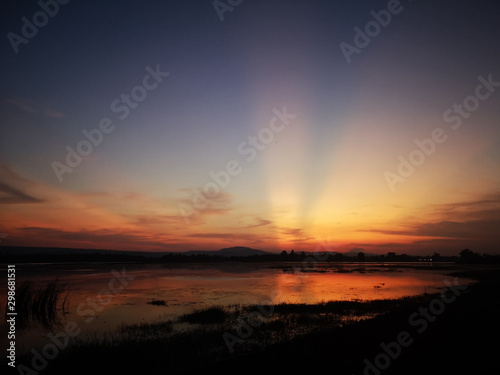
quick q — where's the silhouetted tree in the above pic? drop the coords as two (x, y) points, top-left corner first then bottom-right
(357, 252), (366, 262)
(332, 253), (344, 262)
(459, 249), (483, 264)
(386, 252), (396, 261)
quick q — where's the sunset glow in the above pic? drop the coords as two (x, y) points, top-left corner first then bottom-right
(1, 1), (499, 255)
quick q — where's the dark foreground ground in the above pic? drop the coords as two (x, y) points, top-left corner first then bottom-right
(199, 267), (500, 375)
(5, 266), (500, 375)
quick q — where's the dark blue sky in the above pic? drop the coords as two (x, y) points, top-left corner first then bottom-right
(1, 0), (500, 253)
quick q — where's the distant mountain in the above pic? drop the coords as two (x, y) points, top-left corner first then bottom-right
(182, 246), (272, 257)
(217, 246), (272, 257)
(0, 245), (392, 259)
(0, 245), (273, 258)
(0, 246), (377, 259)
(0, 246), (168, 258)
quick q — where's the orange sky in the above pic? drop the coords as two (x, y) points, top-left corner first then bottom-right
(1, 157), (499, 255)
(1, 1), (499, 256)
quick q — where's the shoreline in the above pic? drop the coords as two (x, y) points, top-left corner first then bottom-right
(3, 266), (498, 374)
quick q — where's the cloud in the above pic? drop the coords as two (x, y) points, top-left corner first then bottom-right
(42, 109), (65, 118)
(0, 165), (232, 251)
(177, 189), (234, 223)
(127, 214), (185, 226)
(280, 228), (304, 237)
(432, 194), (500, 211)
(373, 218), (500, 240)
(1, 96), (64, 118)
(16, 227), (175, 250)
(359, 195), (500, 253)
(243, 217), (272, 228)
(0, 181), (43, 204)
(0, 165), (45, 204)
(274, 227), (316, 244)
(186, 232), (273, 246)
(187, 233), (236, 239)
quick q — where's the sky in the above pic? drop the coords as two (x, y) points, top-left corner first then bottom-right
(0, 0), (499, 255)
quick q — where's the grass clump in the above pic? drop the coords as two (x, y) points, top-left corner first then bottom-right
(179, 306), (230, 324)
(147, 299), (167, 306)
(11, 279), (69, 329)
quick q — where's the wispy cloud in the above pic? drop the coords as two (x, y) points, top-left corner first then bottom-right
(177, 189), (233, 223)
(187, 233), (236, 239)
(16, 227), (175, 250)
(124, 213), (185, 227)
(1, 96), (65, 118)
(243, 217), (272, 229)
(360, 195), (500, 252)
(0, 164), (45, 204)
(367, 218), (500, 239)
(280, 228), (304, 237)
(185, 232), (274, 247)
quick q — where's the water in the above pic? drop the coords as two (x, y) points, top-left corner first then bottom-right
(0, 262), (473, 355)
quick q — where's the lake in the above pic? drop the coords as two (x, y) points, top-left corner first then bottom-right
(0, 262), (474, 355)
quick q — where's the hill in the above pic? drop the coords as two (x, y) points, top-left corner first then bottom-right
(181, 246), (272, 257)
(217, 246), (272, 256)
(0, 245), (273, 261)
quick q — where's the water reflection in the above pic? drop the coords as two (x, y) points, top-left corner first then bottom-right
(0, 262), (473, 354)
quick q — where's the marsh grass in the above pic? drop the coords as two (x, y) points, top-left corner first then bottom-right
(147, 299), (167, 306)
(64, 294), (435, 352)
(118, 320), (174, 341)
(12, 279), (69, 329)
(179, 306), (230, 324)
(34, 269), (499, 375)
(49, 293), (442, 374)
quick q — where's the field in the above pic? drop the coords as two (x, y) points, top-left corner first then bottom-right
(8, 266), (499, 375)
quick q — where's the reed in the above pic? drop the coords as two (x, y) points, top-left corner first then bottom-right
(11, 279), (69, 329)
